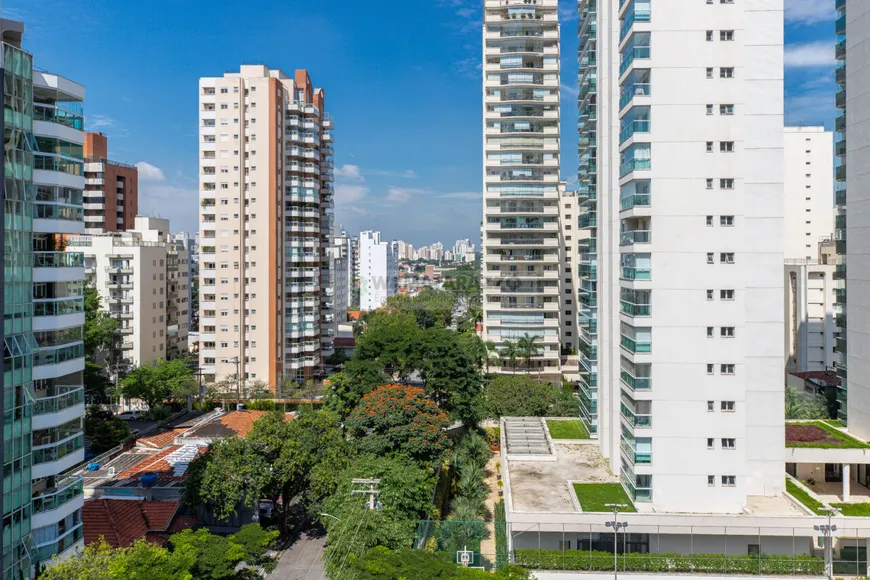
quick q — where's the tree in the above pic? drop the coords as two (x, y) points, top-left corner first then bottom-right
(39, 538), (195, 580)
(415, 328), (484, 426)
(484, 375), (555, 418)
(517, 333), (541, 369)
(344, 547), (530, 580)
(117, 358), (197, 410)
(169, 525), (276, 580)
(354, 310), (421, 378)
(85, 409), (131, 454)
(785, 385), (829, 420)
(85, 360), (114, 404)
(346, 384), (451, 465)
(84, 284), (118, 358)
(498, 341), (519, 371)
(39, 539), (116, 580)
(323, 359), (392, 418)
(385, 288), (455, 329)
(483, 340), (498, 373)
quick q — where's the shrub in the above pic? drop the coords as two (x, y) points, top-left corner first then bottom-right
(495, 500), (508, 569)
(484, 426), (501, 448)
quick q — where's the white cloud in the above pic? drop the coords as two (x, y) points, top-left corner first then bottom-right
(385, 186), (416, 204)
(86, 114), (117, 131)
(785, 0), (836, 24)
(439, 191), (481, 200)
(561, 83), (580, 97)
(785, 89), (836, 128)
(454, 56), (483, 78)
(785, 41), (835, 68)
(335, 184), (370, 204)
(335, 164), (363, 180)
(135, 162), (166, 182)
(559, 4), (578, 22)
(368, 168), (418, 178)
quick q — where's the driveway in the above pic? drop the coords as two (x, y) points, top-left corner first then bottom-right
(269, 531), (326, 580)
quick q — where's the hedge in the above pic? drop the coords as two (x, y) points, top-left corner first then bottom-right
(494, 500), (508, 569)
(514, 550), (825, 575)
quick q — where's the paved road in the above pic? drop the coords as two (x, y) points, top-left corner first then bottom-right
(269, 531), (326, 580)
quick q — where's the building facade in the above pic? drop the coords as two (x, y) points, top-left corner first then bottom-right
(69, 217), (190, 372)
(578, 0), (786, 512)
(783, 126), (834, 262)
(481, 0), (562, 377)
(197, 66), (334, 390)
(82, 132), (138, 234)
(358, 230), (397, 311)
(2, 19), (88, 576)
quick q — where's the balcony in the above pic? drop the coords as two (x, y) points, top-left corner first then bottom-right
(619, 119), (650, 143)
(619, 230), (651, 246)
(619, 45), (650, 77)
(619, 157), (650, 177)
(621, 400), (652, 428)
(836, 189), (847, 207)
(33, 252), (84, 269)
(836, 14), (845, 36)
(621, 266), (651, 281)
(34, 523), (84, 565)
(31, 475), (83, 529)
(620, 193), (650, 211)
(620, 1), (651, 41)
(620, 334), (651, 353)
(620, 300), (651, 317)
(32, 387), (85, 430)
(620, 369), (651, 391)
(620, 436), (652, 466)
(619, 83), (650, 110)
(32, 433), (85, 478)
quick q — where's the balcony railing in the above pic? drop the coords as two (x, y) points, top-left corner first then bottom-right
(619, 230), (651, 246)
(620, 300), (651, 317)
(34, 523), (83, 564)
(621, 266), (651, 280)
(619, 46), (650, 76)
(619, 83), (650, 110)
(33, 387), (84, 416)
(33, 252), (84, 268)
(619, 119), (650, 143)
(31, 475), (83, 515)
(619, 157), (651, 177)
(620, 437), (652, 466)
(621, 334), (651, 353)
(621, 401), (652, 428)
(620, 193), (650, 211)
(621, 370), (651, 391)
(33, 433), (84, 465)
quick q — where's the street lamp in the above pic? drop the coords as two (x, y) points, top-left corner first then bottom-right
(319, 512), (341, 522)
(815, 507), (839, 580)
(605, 503), (629, 580)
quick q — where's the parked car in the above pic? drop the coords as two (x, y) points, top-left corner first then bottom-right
(116, 411), (142, 422)
(88, 409), (114, 420)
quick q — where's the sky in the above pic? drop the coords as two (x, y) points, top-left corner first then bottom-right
(7, 0), (837, 247)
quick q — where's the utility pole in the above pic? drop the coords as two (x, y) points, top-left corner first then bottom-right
(351, 478), (381, 511)
(223, 356), (241, 410)
(815, 507), (839, 580)
(605, 503), (629, 580)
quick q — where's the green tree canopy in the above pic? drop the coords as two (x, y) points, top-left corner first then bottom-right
(346, 384), (451, 465)
(117, 358), (197, 409)
(40, 538), (195, 580)
(415, 327), (484, 426)
(84, 284), (118, 358)
(484, 375), (576, 418)
(354, 310), (421, 377)
(344, 547), (530, 580)
(785, 385), (830, 420)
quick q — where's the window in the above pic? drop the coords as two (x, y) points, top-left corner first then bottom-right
(706, 67), (714, 79)
(720, 215), (734, 226)
(220, 103), (228, 110)
(720, 253), (735, 264)
(722, 475), (736, 486)
(707, 327), (714, 338)
(720, 67), (734, 78)
(220, 87), (228, 94)
(707, 253), (715, 264)
(707, 289), (714, 301)
(721, 364), (735, 375)
(721, 327), (735, 337)
(721, 401), (735, 411)
(708, 475), (716, 486)
(720, 30), (734, 41)
(722, 438), (736, 449)
(748, 545), (760, 556)
(720, 141), (734, 152)
(720, 289), (734, 300)
(720, 178), (735, 189)
(707, 437), (715, 448)
(706, 142), (714, 153)
(706, 215), (714, 226)
(706, 104), (714, 115)
(706, 30), (714, 41)
(706, 178), (714, 189)
(720, 104), (734, 115)
(707, 401), (715, 412)
(707, 364), (715, 374)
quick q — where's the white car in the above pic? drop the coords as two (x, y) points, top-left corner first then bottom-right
(116, 411), (142, 421)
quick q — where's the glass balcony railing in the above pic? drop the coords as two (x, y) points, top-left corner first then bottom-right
(33, 343), (85, 367)
(33, 433), (84, 465)
(622, 470), (653, 500)
(33, 104), (84, 131)
(620, 300), (651, 317)
(31, 476), (83, 515)
(619, 119), (651, 143)
(620, 437), (652, 466)
(33, 387), (84, 416)
(621, 401), (652, 428)
(34, 524), (83, 564)
(620, 158), (651, 177)
(621, 266), (651, 280)
(619, 46), (650, 76)
(33, 252), (84, 268)
(619, 83), (650, 110)
(621, 334), (651, 353)
(619, 230), (651, 246)
(620, 193), (650, 210)
(620, 3), (651, 41)
(621, 370), (651, 391)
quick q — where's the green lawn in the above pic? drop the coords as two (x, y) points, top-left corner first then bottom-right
(573, 483), (636, 513)
(785, 421), (870, 449)
(546, 419), (589, 440)
(785, 479), (827, 515)
(831, 503), (870, 517)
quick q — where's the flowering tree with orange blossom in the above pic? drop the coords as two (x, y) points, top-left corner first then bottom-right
(346, 384), (451, 465)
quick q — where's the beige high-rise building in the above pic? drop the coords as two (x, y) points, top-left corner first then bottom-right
(198, 66), (334, 391)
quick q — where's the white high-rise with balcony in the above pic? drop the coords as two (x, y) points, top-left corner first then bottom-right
(359, 230), (397, 311)
(578, 0), (786, 513)
(482, 0), (562, 379)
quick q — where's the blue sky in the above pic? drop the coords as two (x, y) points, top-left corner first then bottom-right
(8, 0), (836, 246)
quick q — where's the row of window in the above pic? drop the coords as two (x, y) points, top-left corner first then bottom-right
(710, 475), (737, 487)
(706, 326), (735, 338)
(706, 67), (734, 79)
(707, 438), (736, 449)
(707, 363), (735, 375)
(706, 252), (734, 264)
(705, 30), (734, 42)
(707, 400), (736, 412)
(706, 215), (734, 226)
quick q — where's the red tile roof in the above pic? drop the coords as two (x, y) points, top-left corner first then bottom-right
(116, 445), (185, 479)
(83, 499), (195, 548)
(791, 370), (842, 387)
(138, 428), (187, 449)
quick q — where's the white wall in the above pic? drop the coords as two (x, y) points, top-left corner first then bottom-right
(359, 230), (396, 311)
(784, 263), (836, 372)
(783, 127), (834, 262)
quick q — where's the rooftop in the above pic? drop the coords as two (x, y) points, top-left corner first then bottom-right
(82, 499), (196, 548)
(790, 370), (841, 388)
(785, 421), (870, 449)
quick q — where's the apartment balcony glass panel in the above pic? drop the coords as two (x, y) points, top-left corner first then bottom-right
(619, 230), (651, 246)
(619, 179), (651, 210)
(620, 0), (651, 41)
(619, 71), (651, 110)
(620, 290), (651, 316)
(619, 144), (651, 177)
(620, 322), (651, 353)
(619, 33), (651, 76)
(31, 475), (83, 515)
(619, 108), (650, 143)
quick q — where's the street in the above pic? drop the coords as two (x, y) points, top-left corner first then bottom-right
(269, 531), (326, 580)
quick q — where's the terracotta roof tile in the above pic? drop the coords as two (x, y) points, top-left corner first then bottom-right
(83, 499), (195, 548)
(116, 445), (183, 479)
(791, 370), (842, 387)
(184, 410), (290, 440)
(138, 428), (187, 449)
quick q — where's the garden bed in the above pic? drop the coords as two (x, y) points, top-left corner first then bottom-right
(831, 502), (870, 517)
(514, 550), (824, 575)
(573, 483), (636, 513)
(546, 419), (589, 440)
(785, 421), (869, 449)
(785, 479), (827, 515)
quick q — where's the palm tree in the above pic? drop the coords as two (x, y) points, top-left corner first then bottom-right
(518, 333), (541, 370)
(484, 340), (498, 373)
(499, 340), (519, 371)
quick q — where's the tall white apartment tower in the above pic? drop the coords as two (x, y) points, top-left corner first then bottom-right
(783, 126), (834, 262)
(482, 0), (562, 378)
(578, 0), (786, 513)
(198, 66), (334, 390)
(359, 230), (397, 311)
